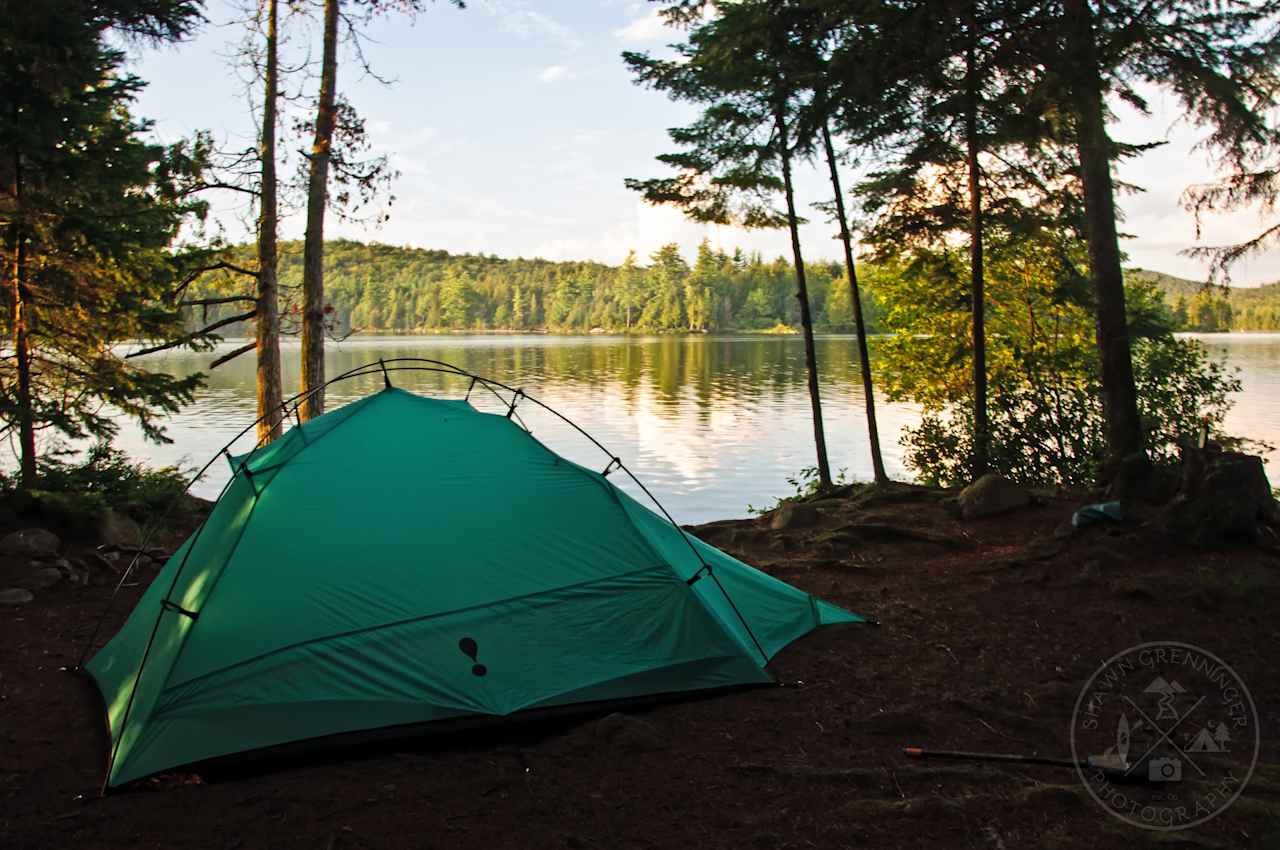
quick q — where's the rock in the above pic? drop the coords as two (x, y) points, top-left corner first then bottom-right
(1163, 452), (1277, 547)
(957, 474), (1032, 520)
(96, 510), (143, 548)
(0, 587), (35, 605)
(0, 528), (61, 559)
(78, 551), (120, 576)
(768, 501), (821, 531)
(58, 558), (89, 585)
(24, 566), (63, 590)
(592, 712), (668, 753)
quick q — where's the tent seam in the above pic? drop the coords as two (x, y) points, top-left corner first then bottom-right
(156, 653), (760, 722)
(505, 420), (767, 665)
(156, 564), (675, 698)
(504, 421), (688, 577)
(154, 391), (392, 699)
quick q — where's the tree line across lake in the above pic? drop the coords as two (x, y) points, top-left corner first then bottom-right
(7, 0), (1280, 505)
(189, 240), (1280, 336)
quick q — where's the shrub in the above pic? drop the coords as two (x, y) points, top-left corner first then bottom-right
(874, 240), (1241, 488)
(1, 443), (190, 526)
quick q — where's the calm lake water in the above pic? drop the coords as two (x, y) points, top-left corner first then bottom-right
(114, 333), (1280, 524)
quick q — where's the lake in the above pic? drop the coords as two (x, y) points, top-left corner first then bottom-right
(113, 333), (1280, 524)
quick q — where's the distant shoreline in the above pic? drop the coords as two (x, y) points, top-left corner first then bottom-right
(181, 328), (1280, 344)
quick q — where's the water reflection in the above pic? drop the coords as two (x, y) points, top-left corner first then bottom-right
(115, 333), (1278, 523)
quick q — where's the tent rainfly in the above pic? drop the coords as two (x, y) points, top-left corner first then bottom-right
(86, 378), (861, 787)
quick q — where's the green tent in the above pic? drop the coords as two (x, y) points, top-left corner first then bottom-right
(87, 385), (861, 787)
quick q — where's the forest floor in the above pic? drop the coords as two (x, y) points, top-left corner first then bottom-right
(1, 484), (1278, 850)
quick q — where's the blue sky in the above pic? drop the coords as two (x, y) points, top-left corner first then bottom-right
(127, 0), (1279, 284)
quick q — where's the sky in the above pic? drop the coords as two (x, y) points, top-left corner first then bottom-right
(126, 0), (1280, 285)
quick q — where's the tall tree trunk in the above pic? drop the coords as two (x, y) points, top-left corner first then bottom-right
(256, 0), (283, 443)
(820, 117), (887, 485)
(965, 14), (989, 480)
(1064, 0), (1144, 466)
(775, 104), (832, 491)
(9, 145), (35, 487)
(299, 0), (339, 421)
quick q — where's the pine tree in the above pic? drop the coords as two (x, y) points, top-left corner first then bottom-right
(1048, 0), (1280, 468)
(0, 0), (208, 486)
(831, 0), (1073, 481)
(624, 1), (835, 488)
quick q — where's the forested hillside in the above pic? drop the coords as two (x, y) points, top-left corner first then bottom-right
(1126, 269), (1280, 331)
(186, 239), (888, 336)
(184, 240), (1280, 337)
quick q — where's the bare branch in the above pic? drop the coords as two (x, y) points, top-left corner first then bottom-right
(125, 310), (257, 358)
(181, 181), (262, 198)
(179, 295), (260, 307)
(171, 259), (261, 299)
(209, 341), (257, 369)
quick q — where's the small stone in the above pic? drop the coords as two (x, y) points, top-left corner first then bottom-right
(96, 510), (143, 548)
(957, 474), (1032, 520)
(0, 528), (61, 558)
(25, 566), (63, 590)
(0, 588), (35, 605)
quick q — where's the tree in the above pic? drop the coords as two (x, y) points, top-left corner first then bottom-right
(807, 71), (889, 482)
(874, 236), (1238, 486)
(831, 0), (1075, 481)
(1051, 0), (1280, 469)
(256, 0), (284, 443)
(0, 0), (209, 487)
(298, 0), (462, 420)
(617, 250), (645, 330)
(624, 1), (835, 488)
(299, 0), (339, 421)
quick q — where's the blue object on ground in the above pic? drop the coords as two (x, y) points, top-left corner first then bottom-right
(1072, 501), (1126, 528)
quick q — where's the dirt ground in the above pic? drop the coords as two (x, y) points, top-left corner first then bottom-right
(1, 485), (1277, 850)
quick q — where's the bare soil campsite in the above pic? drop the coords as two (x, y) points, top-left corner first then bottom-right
(3, 484), (1277, 850)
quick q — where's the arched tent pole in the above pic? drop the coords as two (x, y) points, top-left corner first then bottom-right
(72, 359), (439, 668)
(81, 357), (771, 788)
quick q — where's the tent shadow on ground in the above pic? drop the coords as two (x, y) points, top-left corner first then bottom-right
(185, 685), (760, 786)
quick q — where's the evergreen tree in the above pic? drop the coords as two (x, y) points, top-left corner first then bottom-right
(0, 0), (208, 486)
(624, 1), (835, 488)
(835, 0), (1073, 480)
(1048, 0), (1280, 468)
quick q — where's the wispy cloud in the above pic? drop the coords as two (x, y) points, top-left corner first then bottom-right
(538, 64), (573, 84)
(476, 0), (583, 51)
(614, 8), (669, 43)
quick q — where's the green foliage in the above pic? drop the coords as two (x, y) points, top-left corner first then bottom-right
(33, 443), (188, 515)
(0, 443), (189, 530)
(0, 0), (209, 455)
(877, 239), (1240, 487)
(1127, 269), (1280, 332)
(185, 239), (875, 335)
(748, 466), (850, 515)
